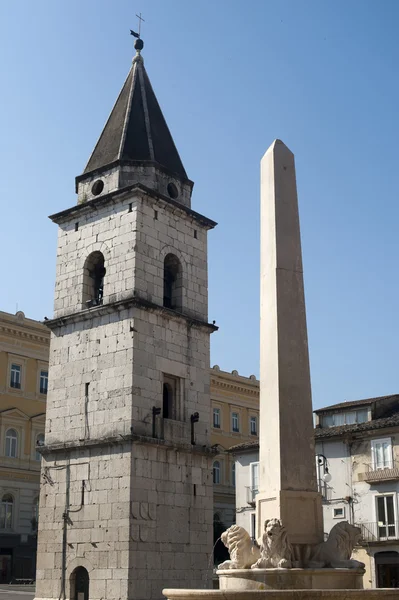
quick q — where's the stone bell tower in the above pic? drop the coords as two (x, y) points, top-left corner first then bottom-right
(35, 36), (217, 600)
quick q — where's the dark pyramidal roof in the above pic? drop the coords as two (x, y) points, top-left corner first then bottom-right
(84, 52), (187, 180)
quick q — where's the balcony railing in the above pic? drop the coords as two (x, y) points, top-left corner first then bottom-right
(356, 521), (399, 543)
(246, 486), (258, 506)
(358, 461), (399, 483)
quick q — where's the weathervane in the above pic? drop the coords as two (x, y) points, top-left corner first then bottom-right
(130, 12), (145, 39)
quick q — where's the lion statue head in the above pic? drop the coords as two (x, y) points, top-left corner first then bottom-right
(218, 525), (260, 570)
(251, 518), (293, 569)
(309, 521), (364, 569)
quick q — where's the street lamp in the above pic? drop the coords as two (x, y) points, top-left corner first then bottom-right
(316, 453), (332, 483)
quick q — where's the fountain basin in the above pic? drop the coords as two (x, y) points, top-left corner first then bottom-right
(217, 568), (364, 590)
(163, 590), (399, 600)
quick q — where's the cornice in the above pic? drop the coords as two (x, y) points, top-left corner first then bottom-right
(0, 323), (50, 345)
(40, 432), (216, 457)
(45, 294), (218, 333)
(210, 376), (259, 397)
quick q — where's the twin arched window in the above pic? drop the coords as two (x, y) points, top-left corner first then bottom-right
(5, 429), (17, 458)
(163, 254), (182, 310)
(83, 252), (106, 307)
(0, 494), (13, 529)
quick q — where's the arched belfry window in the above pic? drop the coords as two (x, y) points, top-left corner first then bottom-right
(83, 252), (106, 308)
(163, 254), (182, 310)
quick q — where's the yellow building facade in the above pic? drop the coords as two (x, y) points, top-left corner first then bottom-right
(0, 310), (50, 582)
(210, 365), (259, 528)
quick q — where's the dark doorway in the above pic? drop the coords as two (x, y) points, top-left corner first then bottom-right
(0, 553), (12, 583)
(375, 551), (399, 588)
(72, 567), (89, 600)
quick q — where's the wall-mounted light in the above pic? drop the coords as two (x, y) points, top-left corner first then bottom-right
(316, 453), (332, 483)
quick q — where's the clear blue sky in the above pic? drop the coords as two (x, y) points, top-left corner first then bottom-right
(1, 1), (398, 409)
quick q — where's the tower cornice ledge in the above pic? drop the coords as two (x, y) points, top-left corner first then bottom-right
(44, 293), (218, 332)
(75, 159), (194, 192)
(49, 182), (217, 229)
(39, 433), (216, 457)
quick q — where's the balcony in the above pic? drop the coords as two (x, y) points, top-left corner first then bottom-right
(356, 521), (399, 543)
(246, 486), (258, 506)
(358, 461), (399, 483)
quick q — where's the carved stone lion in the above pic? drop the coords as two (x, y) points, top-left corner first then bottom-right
(252, 518), (293, 569)
(218, 525), (260, 569)
(308, 521), (365, 569)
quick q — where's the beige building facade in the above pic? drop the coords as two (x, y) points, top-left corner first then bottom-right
(0, 310), (49, 582)
(210, 366), (259, 529)
(315, 395), (399, 589)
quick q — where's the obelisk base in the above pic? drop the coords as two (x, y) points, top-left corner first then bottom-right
(256, 490), (323, 545)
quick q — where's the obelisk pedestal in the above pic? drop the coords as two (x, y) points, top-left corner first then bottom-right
(256, 139), (323, 546)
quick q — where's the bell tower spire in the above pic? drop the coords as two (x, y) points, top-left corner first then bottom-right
(76, 30), (192, 207)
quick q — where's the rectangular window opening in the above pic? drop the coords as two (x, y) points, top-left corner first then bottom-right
(250, 416), (257, 435)
(85, 382), (90, 398)
(162, 374), (181, 421)
(333, 507), (345, 519)
(232, 412), (239, 433)
(128, 203), (132, 213)
(376, 495), (396, 539)
(39, 370), (48, 395)
(194, 230), (197, 239)
(154, 210), (158, 220)
(75, 222), (79, 231)
(213, 408), (221, 429)
(10, 364), (21, 389)
(371, 438), (393, 470)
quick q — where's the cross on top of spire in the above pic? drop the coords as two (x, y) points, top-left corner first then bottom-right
(130, 13), (145, 56)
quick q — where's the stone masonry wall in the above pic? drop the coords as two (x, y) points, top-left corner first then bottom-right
(53, 192), (208, 322)
(36, 440), (213, 600)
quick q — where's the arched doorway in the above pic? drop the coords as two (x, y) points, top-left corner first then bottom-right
(375, 551), (399, 588)
(71, 566), (89, 600)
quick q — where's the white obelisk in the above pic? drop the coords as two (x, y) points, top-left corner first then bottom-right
(256, 140), (323, 546)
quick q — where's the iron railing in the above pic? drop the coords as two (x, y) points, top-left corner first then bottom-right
(358, 461), (399, 483)
(356, 521), (399, 542)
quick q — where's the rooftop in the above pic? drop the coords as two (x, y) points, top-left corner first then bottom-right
(228, 441), (259, 453)
(314, 394), (399, 413)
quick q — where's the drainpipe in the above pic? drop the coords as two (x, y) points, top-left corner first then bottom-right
(60, 459), (70, 600)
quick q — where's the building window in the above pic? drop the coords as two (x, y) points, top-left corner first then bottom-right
(321, 409), (369, 428)
(83, 251), (106, 307)
(162, 374), (180, 420)
(163, 254), (183, 310)
(250, 416), (257, 435)
(232, 412), (239, 433)
(231, 463), (236, 487)
(376, 495), (396, 539)
(213, 461), (221, 484)
(36, 433), (45, 461)
(333, 507), (345, 519)
(250, 462), (259, 493)
(251, 513), (256, 541)
(213, 408), (221, 428)
(39, 370), (48, 395)
(10, 364), (21, 389)
(0, 494), (13, 529)
(371, 438), (393, 470)
(5, 429), (18, 458)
